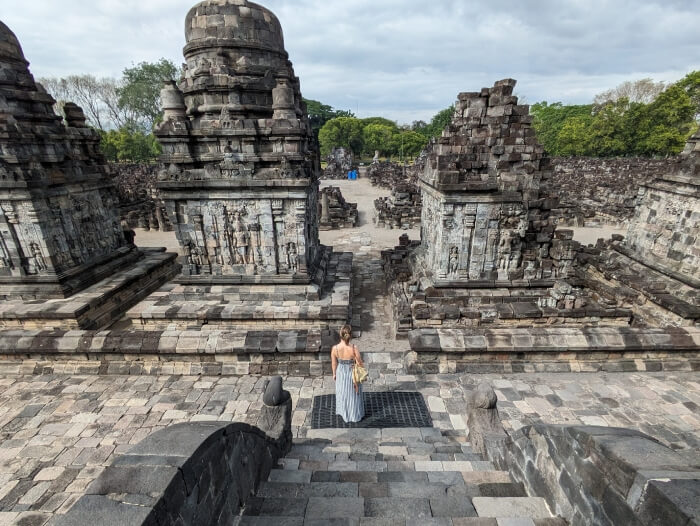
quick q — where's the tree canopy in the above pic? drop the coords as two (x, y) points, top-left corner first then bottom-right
(41, 58), (179, 162)
(303, 99), (354, 141)
(317, 106), (456, 159)
(117, 59), (179, 132)
(531, 71), (699, 157)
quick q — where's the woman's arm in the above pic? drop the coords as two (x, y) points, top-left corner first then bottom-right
(353, 345), (364, 367)
(331, 346), (337, 380)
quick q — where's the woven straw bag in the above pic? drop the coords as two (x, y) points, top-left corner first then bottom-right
(352, 363), (368, 384)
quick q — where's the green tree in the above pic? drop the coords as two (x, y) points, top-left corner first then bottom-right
(531, 102), (593, 155)
(420, 106), (455, 139)
(675, 70), (700, 119)
(557, 116), (592, 156)
(303, 99), (354, 141)
(99, 125), (161, 162)
(361, 117), (399, 130)
(390, 130), (429, 159)
(318, 117), (364, 157)
(635, 84), (696, 155)
(363, 123), (396, 156)
(117, 59), (179, 131)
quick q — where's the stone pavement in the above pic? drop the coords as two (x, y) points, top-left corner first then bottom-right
(0, 369), (698, 523)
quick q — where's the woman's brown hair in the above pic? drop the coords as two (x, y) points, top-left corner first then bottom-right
(339, 324), (352, 344)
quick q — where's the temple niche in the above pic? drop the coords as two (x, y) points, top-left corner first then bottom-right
(155, 0), (321, 283)
(0, 22), (137, 300)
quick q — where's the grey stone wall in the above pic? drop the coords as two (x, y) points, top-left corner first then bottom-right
(467, 384), (700, 526)
(485, 425), (700, 526)
(550, 157), (682, 226)
(623, 131), (699, 281)
(52, 390), (292, 525)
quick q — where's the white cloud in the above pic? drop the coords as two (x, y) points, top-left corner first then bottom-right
(1, 0), (697, 124)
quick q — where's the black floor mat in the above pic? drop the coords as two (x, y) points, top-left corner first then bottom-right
(311, 391), (433, 429)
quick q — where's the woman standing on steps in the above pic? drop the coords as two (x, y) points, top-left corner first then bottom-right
(331, 324), (365, 423)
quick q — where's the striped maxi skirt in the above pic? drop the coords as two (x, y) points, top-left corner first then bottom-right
(335, 359), (365, 423)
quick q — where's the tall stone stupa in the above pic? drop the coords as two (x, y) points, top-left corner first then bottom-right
(155, 0), (322, 283)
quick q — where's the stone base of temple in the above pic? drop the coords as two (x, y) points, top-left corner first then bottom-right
(405, 326), (700, 374)
(0, 246), (146, 301)
(0, 248), (179, 330)
(578, 240), (700, 327)
(0, 328), (336, 376)
(123, 248), (352, 331)
(0, 325), (696, 377)
(382, 240), (634, 338)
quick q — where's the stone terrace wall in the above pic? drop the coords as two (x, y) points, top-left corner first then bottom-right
(486, 424), (700, 526)
(53, 395), (292, 525)
(550, 157), (681, 226)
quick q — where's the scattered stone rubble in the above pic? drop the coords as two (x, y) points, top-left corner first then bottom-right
(369, 159), (424, 230)
(550, 156), (681, 226)
(322, 146), (354, 179)
(319, 186), (358, 230)
(369, 160), (412, 188)
(113, 164), (173, 231)
(374, 182), (422, 229)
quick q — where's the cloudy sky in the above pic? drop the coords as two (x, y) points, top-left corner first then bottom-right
(1, 0), (698, 123)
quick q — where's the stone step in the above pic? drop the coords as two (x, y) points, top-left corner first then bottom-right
(238, 495), (559, 523)
(273, 457), (495, 472)
(258, 478), (525, 499)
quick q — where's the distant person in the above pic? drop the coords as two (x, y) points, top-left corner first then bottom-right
(331, 324), (365, 423)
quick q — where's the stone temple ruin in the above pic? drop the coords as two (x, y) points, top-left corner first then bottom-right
(0, 22), (177, 329)
(0, 3), (698, 525)
(126, 0), (352, 332)
(322, 146), (354, 179)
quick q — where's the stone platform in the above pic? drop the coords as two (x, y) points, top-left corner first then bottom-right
(124, 249), (352, 331)
(0, 249), (178, 331)
(0, 369), (697, 524)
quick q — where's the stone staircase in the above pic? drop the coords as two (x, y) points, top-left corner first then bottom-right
(236, 428), (566, 525)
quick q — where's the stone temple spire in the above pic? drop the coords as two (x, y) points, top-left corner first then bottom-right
(156, 0), (321, 282)
(0, 21), (135, 299)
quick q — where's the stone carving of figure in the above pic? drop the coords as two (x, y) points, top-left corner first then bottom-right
(26, 242), (47, 274)
(517, 218), (528, 238)
(373, 151), (380, 164)
(235, 224), (250, 264)
(448, 246), (459, 275)
(498, 231), (513, 270)
(280, 243), (288, 272)
(287, 242), (298, 273)
(193, 58), (211, 77)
